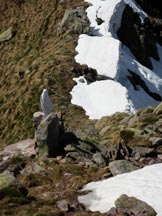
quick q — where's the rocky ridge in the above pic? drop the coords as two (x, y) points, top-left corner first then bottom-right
(0, 102), (162, 215)
(1, 0), (162, 215)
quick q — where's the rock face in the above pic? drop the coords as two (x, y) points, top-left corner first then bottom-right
(94, 103), (162, 166)
(117, 5), (159, 69)
(35, 113), (64, 157)
(107, 194), (157, 216)
(58, 7), (91, 35)
(109, 160), (139, 176)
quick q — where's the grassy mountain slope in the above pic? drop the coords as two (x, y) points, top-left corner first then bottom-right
(0, 0), (88, 148)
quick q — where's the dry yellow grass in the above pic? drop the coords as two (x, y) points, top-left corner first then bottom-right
(0, 0), (89, 148)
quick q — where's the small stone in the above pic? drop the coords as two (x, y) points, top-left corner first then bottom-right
(0, 27), (13, 42)
(64, 173), (72, 178)
(56, 156), (63, 161)
(79, 78), (85, 83)
(157, 154), (162, 160)
(56, 199), (69, 212)
(93, 153), (106, 166)
(132, 146), (155, 157)
(78, 162), (85, 167)
(85, 161), (93, 168)
(149, 137), (162, 147)
(60, 158), (67, 164)
(33, 111), (44, 128)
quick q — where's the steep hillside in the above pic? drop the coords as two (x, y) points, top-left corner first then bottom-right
(0, 0), (89, 148)
(1, 0), (162, 148)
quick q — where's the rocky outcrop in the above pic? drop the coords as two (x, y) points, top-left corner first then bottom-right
(118, 5), (159, 69)
(0, 101), (162, 215)
(0, 139), (35, 161)
(109, 160), (139, 176)
(95, 102), (162, 167)
(134, 0), (162, 18)
(72, 64), (111, 84)
(35, 112), (64, 157)
(107, 194), (157, 216)
(58, 7), (91, 35)
(0, 171), (28, 199)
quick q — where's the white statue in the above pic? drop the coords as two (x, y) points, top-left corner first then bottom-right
(40, 89), (53, 116)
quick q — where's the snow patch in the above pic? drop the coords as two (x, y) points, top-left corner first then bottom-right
(78, 163), (162, 215)
(75, 35), (120, 78)
(71, 0), (162, 119)
(71, 77), (130, 119)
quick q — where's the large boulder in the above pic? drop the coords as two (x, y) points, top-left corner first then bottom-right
(109, 160), (139, 176)
(107, 194), (157, 216)
(58, 7), (91, 35)
(35, 113), (64, 157)
(117, 5), (159, 69)
(0, 139), (35, 161)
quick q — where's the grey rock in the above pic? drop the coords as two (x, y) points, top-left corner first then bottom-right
(58, 7), (91, 35)
(35, 113), (62, 157)
(0, 155), (28, 176)
(157, 154), (162, 160)
(132, 146), (156, 157)
(153, 101), (162, 115)
(21, 162), (45, 176)
(115, 194), (156, 216)
(107, 144), (120, 161)
(33, 111), (44, 128)
(109, 160), (139, 176)
(93, 153), (106, 166)
(0, 171), (28, 197)
(76, 124), (99, 142)
(56, 199), (69, 212)
(0, 139), (35, 161)
(0, 27), (12, 42)
(128, 114), (140, 127)
(155, 119), (162, 127)
(149, 137), (162, 147)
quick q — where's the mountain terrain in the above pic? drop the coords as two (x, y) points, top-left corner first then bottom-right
(0, 0), (89, 148)
(1, 0), (162, 215)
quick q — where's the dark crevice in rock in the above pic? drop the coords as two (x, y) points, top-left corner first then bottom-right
(150, 17), (162, 46)
(72, 63), (114, 84)
(134, 0), (162, 18)
(117, 5), (159, 69)
(127, 69), (162, 101)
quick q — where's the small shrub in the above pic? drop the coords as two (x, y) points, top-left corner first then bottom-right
(120, 129), (134, 141)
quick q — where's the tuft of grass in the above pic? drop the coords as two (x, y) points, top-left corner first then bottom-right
(120, 129), (135, 141)
(23, 173), (51, 188)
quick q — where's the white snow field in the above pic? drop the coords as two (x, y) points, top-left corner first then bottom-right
(78, 163), (162, 215)
(70, 0), (162, 119)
